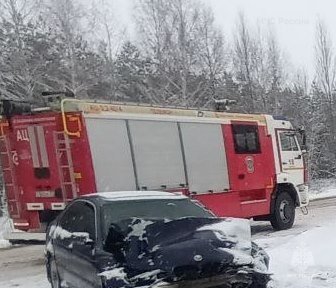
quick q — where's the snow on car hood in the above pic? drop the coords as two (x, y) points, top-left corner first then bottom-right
(197, 218), (254, 266)
(197, 218), (252, 250)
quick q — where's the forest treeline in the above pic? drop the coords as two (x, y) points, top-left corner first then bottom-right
(0, 0), (335, 179)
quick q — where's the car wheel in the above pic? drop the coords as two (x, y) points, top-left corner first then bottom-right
(270, 191), (295, 230)
(50, 258), (61, 288)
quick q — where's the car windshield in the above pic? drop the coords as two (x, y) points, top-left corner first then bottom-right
(102, 198), (213, 238)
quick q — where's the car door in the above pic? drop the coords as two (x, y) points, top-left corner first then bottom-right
(224, 123), (276, 190)
(69, 201), (103, 288)
(277, 130), (304, 186)
(52, 204), (79, 285)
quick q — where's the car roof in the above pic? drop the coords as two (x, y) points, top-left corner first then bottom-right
(82, 191), (188, 201)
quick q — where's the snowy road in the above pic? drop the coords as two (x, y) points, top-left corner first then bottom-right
(253, 198), (336, 288)
(252, 197), (336, 239)
(1, 197), (336, 288)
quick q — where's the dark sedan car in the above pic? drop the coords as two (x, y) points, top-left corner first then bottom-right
(45, 191), (271, 288)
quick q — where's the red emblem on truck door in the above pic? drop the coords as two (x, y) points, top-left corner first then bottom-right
(245, 156), (255, 173)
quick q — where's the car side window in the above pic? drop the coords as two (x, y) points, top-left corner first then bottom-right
(59, 207), (76, 232)
(232, 124), (261, 154)
(279, 132), (299, 151)
(59, 201), (96, 241)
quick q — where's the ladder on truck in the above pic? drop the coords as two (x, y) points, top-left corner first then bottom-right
(54, 132), (77, 202)
(0, 135), (20, 218)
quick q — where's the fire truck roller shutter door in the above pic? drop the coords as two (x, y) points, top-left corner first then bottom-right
(180, 123), (230, 193)
(128, 120), (186, 190)
(28, 125), (51, 179)
(36, 126), (49, 167)
(85, 118), (136, 191)
(27, 126), (41, 168)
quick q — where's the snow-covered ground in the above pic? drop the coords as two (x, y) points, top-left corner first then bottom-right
(0, 244), (48, 287)
(0, 217), (11, 249)
(309, 178), (336, 200)
(1, 181), (336, 288)
(253, 197), (336, 288)
(260, 224), (336, 288)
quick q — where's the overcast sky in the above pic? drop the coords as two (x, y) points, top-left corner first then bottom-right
(111, 0), (336, 76)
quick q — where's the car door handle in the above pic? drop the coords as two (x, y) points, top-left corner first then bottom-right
(282, 162), (288, 165)
(294, 155), (302, 160)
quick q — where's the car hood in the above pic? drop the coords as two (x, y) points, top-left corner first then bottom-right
(100, 217), (268, 287)
(126, 217), (253, 266)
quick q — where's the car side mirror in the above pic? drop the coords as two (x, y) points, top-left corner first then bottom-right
(72, 233), (95, 249)
(296, 126), (307, 152)
(84, 237), (95, 248)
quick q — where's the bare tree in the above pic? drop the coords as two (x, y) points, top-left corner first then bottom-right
(315, 19), (336, 146)
(233, 12), (255, 112)
(136, 0), (227, 107)
(315, 20), (336, 106)
(88, 0), (125, 60)
(85, 0), (127, 99)
(45, 0), (86, 94)
(0, 0), (41, 23)
(135, 0), (173, 103)
(144, 0), (200, 105)
(136, 0), (171, 67)
(0, 0), (45, 100)
(263, 29), (283, 113)
(195, 7), (228, 107)
(232, 14), (284, 114)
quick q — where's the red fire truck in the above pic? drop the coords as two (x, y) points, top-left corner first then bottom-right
(0, 97), (308, 231)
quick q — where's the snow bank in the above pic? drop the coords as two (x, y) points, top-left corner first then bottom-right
(0, 274), (49, 288)
(257, 222), (336, 288)
(0, 217), (12, 249)
(309, 179), (336, 200)
(0, 239), (10, 249)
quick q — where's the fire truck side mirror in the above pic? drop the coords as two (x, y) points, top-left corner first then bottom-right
(296, 126), (307, 152)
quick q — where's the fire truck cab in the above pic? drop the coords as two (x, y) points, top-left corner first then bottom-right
(0, 98), (309, 231)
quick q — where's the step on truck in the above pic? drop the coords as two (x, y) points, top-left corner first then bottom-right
(0, 96), (309, 231)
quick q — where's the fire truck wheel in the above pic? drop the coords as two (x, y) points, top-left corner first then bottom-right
(270, 191), (295, 230)
(50, 258), (61, 288)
